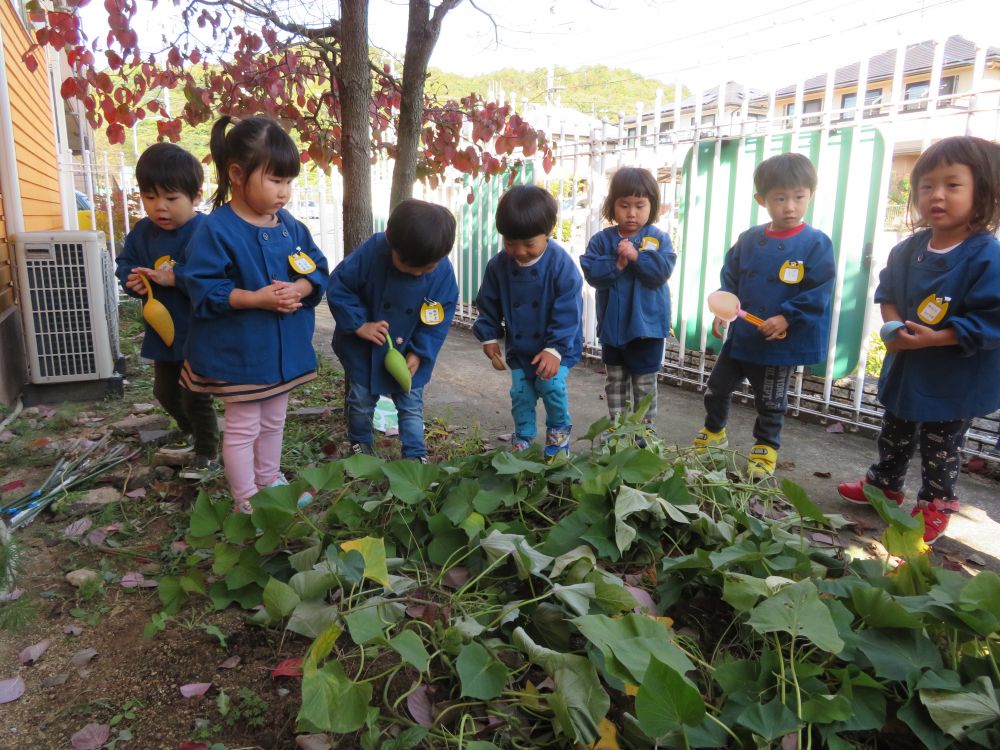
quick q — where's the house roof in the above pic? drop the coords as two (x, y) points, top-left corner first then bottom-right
(774, 35), (1000, 97)
(630, 81), (768, 125)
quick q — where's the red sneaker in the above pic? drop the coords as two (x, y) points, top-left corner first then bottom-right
(912, 499), (960, 545)
(837, 479), (905, 506)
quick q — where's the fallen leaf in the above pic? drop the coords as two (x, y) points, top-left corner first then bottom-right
(84, 530), (108, 546)
(70, 723), (110, 750)
(71, 648), (98, 668)
(36, 405), (56, 418)
(0, 479), (25, 493)
(18, 639), (50, 665)
(42, 673), (69, 687)
(825, 422), (844, 433)
(119, 571), (158, 588)
(626, 585), (656, 614)
(63, 518), (94, 538)
(781, 733), (799, 750)
(967, 553), (987, 567)
(965, 457), (988, 474)
(271, 658), (303, 678)
(28, 437), (51, 449)
(170, 541), (189, 552)
(441, 567), (470, 589)
(63, 625), (83, 636)
(0, 676), (25, 703)
(179, 682), (212, 698)
(125, 487), (146, 498)
(941, 560), (963, 572)
(219, 656), (241, 669)
(296, 735), (333, 750)
(812, 471), (832, 478)
(810, 533), (836, 546)
(0, 430), (16, 443)
(0, 588), (23, 602)
(406, 685), (433, 726)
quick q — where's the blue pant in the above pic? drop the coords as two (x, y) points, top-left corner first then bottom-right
(347, 382), (427, 459)
(510, 366), (571, 442)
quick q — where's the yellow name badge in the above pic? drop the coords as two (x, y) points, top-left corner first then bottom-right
(420, 300), (445, 325)
(779, 260), (805, 284)
(153, 255), (175, 271)
(917, 293), (950, 325)
(639, 236), (660, 252)
(289, 250), (317, 275)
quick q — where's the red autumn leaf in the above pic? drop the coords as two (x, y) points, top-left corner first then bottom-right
(0, 677), (25, 704)
(406, 685), (433, 726)
(18, 639), (50, 665)
(272, 658), (304, 678)
(23, 54), (38, 73)
(180, 682), (212, 698)
(70, 723), (110, 750)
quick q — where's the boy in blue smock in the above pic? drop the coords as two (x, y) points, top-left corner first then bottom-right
(474, 185), (584, 458)
(327, 200), (458, 462)
(115, 143), (219, 472)
(693, 152), (836, 478)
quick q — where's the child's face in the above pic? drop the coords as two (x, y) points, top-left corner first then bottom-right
(503, 233), (548, 265)
(140, 188), (200, 231)
(916, 162), (974, 243)
(391, 250), (439, 277)
(231, 165), (293, 220)
(613, 195), (651, 237)
(755, 186), (812, 231)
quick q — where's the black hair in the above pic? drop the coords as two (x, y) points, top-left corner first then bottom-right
(601, 167), (660, 225)
(908, 135), (1000, 235)
(494, 185), (558, 240)
(208, 115), (301, 208)
(385, 199), (457, 266)
(753, 152), (818, 196)
(135, 143), (203, 200)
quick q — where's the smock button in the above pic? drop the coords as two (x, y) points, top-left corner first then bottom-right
(777, 243), (784, 251)
(758, 237), (767, 246)
(531, 269), (539, 277)
(262, 232), (269, 240)
(282, 230), (289, 237)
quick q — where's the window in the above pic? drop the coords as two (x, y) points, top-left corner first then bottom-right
(839, 88), (883, 119)
(700, 114), (716, 126)
(903, 76), (958, 111)
(783, 99), (822, 127)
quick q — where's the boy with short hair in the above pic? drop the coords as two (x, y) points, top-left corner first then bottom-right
(327, 199), (459, 462)
(473, 184), (584, 458)
(693, 152), (836, 478)
(115, 142), (219, 475)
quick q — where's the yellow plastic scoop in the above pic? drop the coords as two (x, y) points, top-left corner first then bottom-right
(140, 273), (175, 346)
(384, 337), (412, 393)
(707, 290), (786, 339)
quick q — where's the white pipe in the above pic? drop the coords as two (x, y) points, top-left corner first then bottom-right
(0, 22), (26, 236)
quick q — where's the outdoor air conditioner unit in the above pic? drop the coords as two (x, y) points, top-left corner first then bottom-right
(12, 230), (122, 387)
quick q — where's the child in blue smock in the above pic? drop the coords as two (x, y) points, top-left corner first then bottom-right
(839, 136), (1000, 544)
(327, 199), (458, 462)
(694, 152), (836, 479)
(115, 143), (218, 473)
(581, 167), (675, 445)
(181, 116), (329, 513)
(473, 185), (584, 458)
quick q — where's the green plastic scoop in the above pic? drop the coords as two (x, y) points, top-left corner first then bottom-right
(384, 337), (412, 392)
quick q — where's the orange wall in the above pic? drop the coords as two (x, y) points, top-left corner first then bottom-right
(2, 0), (62, 238)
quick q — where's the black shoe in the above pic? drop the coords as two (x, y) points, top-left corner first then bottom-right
(351, 442), (375, 456)
(179, 456), (221, 481)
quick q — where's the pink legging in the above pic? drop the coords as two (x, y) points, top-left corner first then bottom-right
(223, 393), (290, 504)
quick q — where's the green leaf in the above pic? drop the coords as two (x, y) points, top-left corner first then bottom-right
(552, 583), (596, 616)
(550, 545), (596, 579)
(440, 479), (476, 523)
(288, 570), (338, 601)
(263, 577), (301, 619)
(605, 448), (668, 484)
(480, 531), (553, 578)
(579, 415), (613, 442)
(573, 613), (694, 685)
(855, 629), (943, 681)
(212, 542), (240, 575)
(427, 529), (467, 567)
(189, 491), (229, 537)
(345, 605), (386, 645)
(286, 600), (340, 639)
(158, 576), (188, 615)
(780, 479), (829, 523)
(747, 580), (844, 654)
(388, 630), (431, 672)
(224, 547), (268, 590)
(593, 580), (638, 614)
(635, 656), (706, 737)
(456, 642), (508, 700)
(340, 537), (391, 588)
(850, 586), (924, 629)
(737, 696), (801, 740)
(342, 452), (385, 480)
(959, 571), (1000, 620)
(920, 676), (1000, 738)
(512, 627), (609, 745)
(722, 572), (773, 612)
(298, 462), (344, 492)
(801, 692), (853, 724)
(288, 545), (322, 573)
(222, 511), (256, 544)
(459, 511), (486, 540)
(382, 460), (438, 504)
(298, 659), (372, 733)
(249, 488), (297, 535)
(490, 451), (547, 475)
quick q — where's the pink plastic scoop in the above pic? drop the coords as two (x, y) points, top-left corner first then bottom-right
(707, 290), (787, 339)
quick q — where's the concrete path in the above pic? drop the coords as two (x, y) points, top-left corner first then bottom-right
(313, 307), (1000, 573)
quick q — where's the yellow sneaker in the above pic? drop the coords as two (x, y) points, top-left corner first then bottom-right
(692, 427), (728, 452)
(747, 444), (778, 479)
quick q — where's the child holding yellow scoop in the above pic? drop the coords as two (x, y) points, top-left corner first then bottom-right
(115, 143), (219, 474)
(328, 200), (459, 463)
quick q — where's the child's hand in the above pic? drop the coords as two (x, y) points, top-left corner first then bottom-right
(405, 351), (421, 375)
(143, 264), (176, 288)
(254, 282), (303, 313)
(357, 320), (389, 345)
(531, 350), (560, 380)
(482, 343), (505, 370)
(711, 316), (727, 338)
(759, 314), (788, 341)
(617, 239), (638, 264)
(889, 320), (956, 351)
(125, 270), (150, 295)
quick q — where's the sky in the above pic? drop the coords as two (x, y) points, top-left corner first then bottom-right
(81, 0), (997, 91)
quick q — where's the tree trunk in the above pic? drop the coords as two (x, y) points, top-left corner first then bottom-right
(389, 0), (462, 210)
(338, 0), (373, 255)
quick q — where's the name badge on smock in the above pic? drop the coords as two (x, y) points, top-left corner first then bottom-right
(779, 260), (804, 284)
(917, 293), (950, 325)
(153, 255), (176, 271)
(639, 237), (659, 252)
(289, 249), (317, 275)
(420, 300), (445, 325)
